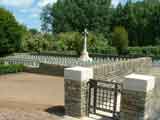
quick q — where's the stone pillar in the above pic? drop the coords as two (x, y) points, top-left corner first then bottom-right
(121, 74), (155, 120)
(64, 66), (93, 118)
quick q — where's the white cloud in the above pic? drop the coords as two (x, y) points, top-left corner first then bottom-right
(29, 13), (39, 18)
(20, 7), (41, 14)
(112, 0), (120, 7)
(0, 0), (34, 8)
(37, 0), (57, 7)
(19, 9), (28, 13)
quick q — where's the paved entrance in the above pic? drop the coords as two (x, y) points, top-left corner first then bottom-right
(0, 73), (64, 110)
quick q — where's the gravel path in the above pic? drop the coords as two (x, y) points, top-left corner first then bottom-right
(0, 73), (64, 120)
(0, 72), (64, 106)
(0, 108), (62, 120)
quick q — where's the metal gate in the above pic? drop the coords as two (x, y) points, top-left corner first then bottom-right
(88, 79), (122, 119)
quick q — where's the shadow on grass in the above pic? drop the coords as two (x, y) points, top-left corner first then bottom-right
(45, 106), (65, 117)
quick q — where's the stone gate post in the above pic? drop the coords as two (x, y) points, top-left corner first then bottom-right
(121, 74), (155, 120)
(64, 66), (93, 118)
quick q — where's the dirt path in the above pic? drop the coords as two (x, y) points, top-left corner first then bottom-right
(0, 108), (62, 120)
(0, 73), (64, 106)
(0, 72), (65, 120)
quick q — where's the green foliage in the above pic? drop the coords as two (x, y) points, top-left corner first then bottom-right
(41, 0), (111, 37)
(53, 32), (108, 55)
(21, 33), (53, 53)
(40, 0), (160, 48)
(0, 64), (25, 74)
(111, 1), (160, 46)
(29, 28), (39, 35)
(127, 46), (160, 56)
(89, 46), (117, 55)
(39, 0), (160, 55)
(0, 8), (25, 55)
(53, 32), (82, 54)
(112, 26), (128, 54)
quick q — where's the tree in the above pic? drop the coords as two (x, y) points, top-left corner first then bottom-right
(40, 4), (53, 33)
(112, 26), (128, 54)
(53, 32), (108, 55)
(111, 0), (160, 46)
(22, 33), (53, 53)
(41, 0), (112, 37)
(29, 28), (39, 35)
(40, 0), (160, 51)
(0, 8), (25, 55)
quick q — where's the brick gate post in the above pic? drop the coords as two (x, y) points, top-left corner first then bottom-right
(64, 66), (93, 118)
(121, 74), (155, 120)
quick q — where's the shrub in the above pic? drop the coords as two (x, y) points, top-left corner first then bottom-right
(54, 32), (109, 55)
(21, 33), (53, 53)
(89, 46), (117, 55)
(112, 26), (128, 54)
(0, 64), (25, 75)
(127, 46), (160, 57)
(127, 47), (143, 56)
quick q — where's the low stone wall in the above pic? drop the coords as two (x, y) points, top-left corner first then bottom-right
(25, 63), (66, 76)
(92, 57), (152, 82)
(25, 57), (152, 79)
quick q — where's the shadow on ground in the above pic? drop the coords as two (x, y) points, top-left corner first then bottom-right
(45, 106), (115, 120)
(45, 106), (65, 117)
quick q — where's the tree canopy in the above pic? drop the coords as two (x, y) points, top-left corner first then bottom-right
(0, 8), (25, 55)
(111, 0), (160, 46)
(112, 26), (128, 54)
(41, 0), (111, 37)
(41, 0), (160, 47)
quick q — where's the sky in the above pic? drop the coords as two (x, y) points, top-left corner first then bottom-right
(0, 0), (125, 30)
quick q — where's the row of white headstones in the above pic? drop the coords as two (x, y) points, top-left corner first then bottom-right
(0, 54), (127, 68)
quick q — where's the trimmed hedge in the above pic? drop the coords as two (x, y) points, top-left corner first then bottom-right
(16, 46), (160, 59)
(89, 47), (117, 55)
(127, 46), (160, 57)
(0, 64), (25, 75)
(31, 47), (118, 56)
(31, 51), (78, 57)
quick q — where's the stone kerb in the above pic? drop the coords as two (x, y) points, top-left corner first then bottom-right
(121, 74), (155, 120)
(64, 66), (93, 118)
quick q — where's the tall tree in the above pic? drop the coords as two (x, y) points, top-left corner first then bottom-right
(111, 0), (160, 46)
(112, 26), (128, 54)
(0, 8), (25, 55)
(41, 0), (112, 37)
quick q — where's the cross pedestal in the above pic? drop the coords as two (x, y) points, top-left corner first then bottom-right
(79, 29), (92, 62)
(80, 51), (92, 62)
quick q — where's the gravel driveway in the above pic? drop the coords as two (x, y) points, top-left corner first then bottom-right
(0, 72), (65, 120)
(0, 108), (62, 120)
(0, 72), (64, 106)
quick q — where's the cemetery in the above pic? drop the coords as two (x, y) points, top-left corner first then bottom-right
(0, 52), (158, 120)
(1, 0), (160, 120)
(0, 35), (158, 120)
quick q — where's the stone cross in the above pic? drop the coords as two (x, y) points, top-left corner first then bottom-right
(80, 29), (92, 62)
(79, 29), (92, 62)
(83, 28), (88, 53)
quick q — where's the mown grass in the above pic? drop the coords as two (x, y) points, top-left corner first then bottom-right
(0, 64), (25, 75)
